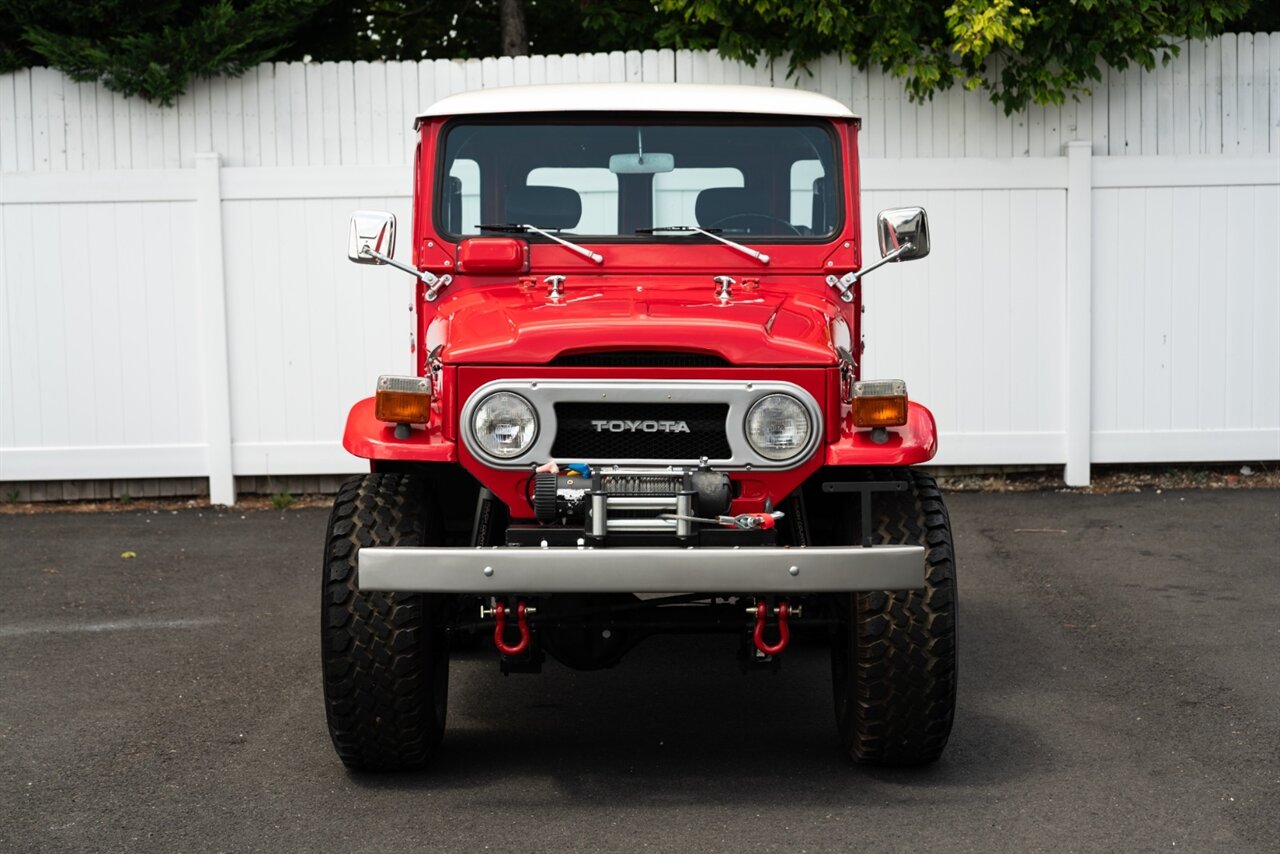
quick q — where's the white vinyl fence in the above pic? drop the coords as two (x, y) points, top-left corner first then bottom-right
(1, 38), (1278, 503)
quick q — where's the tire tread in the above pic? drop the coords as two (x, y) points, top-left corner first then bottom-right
(321, 472), (445, 771)
(843, 469), (958, 766)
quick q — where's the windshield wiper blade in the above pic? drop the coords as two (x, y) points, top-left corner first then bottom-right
(477, 223), (603, 264)
(638, 225), (769, 265)
(477, 223), (539, 233)
(635, 225), (722, 234)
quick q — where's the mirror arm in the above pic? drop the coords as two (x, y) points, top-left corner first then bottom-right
(824, 241), (913, 302)
(360, 246), (453, 301)
(854, 240), (913, 281)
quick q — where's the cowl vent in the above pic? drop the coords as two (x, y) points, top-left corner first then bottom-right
(550, 351), (729, 368)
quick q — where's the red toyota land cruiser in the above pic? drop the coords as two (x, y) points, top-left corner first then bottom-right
(325, 83), (956, 770)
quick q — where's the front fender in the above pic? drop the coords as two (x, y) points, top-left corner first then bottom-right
(824, 400), (938, 467)
(342, 397), (457, 462)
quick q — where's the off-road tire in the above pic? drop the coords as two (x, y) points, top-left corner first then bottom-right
(321, 472), (449, 771)
(831, 469), (957, 766)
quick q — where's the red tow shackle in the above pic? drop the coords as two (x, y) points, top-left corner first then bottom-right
(752, 600), (790, 655)
(493, 601), (531, 656)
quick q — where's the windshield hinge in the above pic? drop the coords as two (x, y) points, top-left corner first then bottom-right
(423, 273), (452, 301)
(825, 272), (856, 303)
(360, 245), (452, 300)
(825, 240), (916, 302)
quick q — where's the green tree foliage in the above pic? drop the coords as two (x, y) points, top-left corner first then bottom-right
(1, 0), (1273, 110)
(651, 0), (1260, 113)
(274, 1), (669, 64)
(0, 1), (670, 98)
(0, 0), (327, 105)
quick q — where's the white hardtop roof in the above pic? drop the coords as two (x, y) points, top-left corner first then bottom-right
(418, 83), (857, 121)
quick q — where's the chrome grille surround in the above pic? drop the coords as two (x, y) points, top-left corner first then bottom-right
(461, 379), (823, 470)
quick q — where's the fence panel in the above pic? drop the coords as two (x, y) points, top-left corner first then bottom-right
(860, 181), (1069, 465)
(1, 36), (1276, 172)
(1091, 168), (1280, 462)
(0, 196), (206, 479)
(222, 190), (413, 476)
(1, 40), (1278, 497)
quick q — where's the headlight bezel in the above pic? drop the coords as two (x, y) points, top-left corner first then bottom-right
(470, 391), (539, 460)
(744, 393), (813, 462)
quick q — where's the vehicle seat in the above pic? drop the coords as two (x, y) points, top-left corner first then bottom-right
(811, 176), (836, 234)
(695, 187), (774, 233)
(505, 185), (582, 229)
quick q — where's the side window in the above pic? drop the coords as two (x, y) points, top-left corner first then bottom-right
(653, 168), (744, 226)
(449, 159), (481, 235)
(527, 167), (619, 233)
(790, 159), (826, 230)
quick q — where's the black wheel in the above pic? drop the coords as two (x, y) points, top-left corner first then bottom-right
(831, 469), (957, 766)
(321, 472), (450, 771)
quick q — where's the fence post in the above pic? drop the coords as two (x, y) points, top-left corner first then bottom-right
(1063, 141), (1093, 486)
(195, 153), (236, 506)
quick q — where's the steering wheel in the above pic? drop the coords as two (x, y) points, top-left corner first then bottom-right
(707, 213), (803, 236)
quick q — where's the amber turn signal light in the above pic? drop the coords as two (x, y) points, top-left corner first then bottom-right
(375, 375), (433, 424)
(851, 380), (908, 428)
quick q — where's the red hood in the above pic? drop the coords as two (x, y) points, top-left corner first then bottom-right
(426, 279), (841, 365)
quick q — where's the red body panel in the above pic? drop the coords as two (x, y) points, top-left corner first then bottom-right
(409, 117), (866, 374)
(343, 366), (938, 514)
(343, 397), (456, 462)
(424, 280), (841, 366)
(344, 113), (938, 513)
(826, 401), (938, 467)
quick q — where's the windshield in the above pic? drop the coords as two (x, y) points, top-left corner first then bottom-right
(437, 118), (840, 241)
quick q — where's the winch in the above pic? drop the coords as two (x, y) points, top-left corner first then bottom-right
(511, 463), (766, 547)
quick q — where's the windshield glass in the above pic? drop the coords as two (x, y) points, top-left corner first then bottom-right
(437, 119), (840, 241)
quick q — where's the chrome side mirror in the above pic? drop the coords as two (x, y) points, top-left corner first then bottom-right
(824, 205), (931, 301)
(346, 209), (454, 300)
(348, 210), (397, 265)
(876, 207), (930, 261)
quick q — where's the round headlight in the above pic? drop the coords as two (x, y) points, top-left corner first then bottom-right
(745, 394), (811, 461)
(472, 392), (537, 459)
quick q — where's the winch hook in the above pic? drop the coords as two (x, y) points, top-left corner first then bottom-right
(493, 601), (531, 656)
(752, 600), (790, 656)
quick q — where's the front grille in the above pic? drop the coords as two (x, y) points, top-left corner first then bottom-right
(551, 351), (730, 368)
(551, 403), (731, 460)
(462, 379), (818, 469)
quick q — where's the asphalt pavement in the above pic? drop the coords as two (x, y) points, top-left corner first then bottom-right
(1, 488), (1277, 852)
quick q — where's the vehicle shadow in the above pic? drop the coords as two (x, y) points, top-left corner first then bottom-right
(346, 626), (1045, 805)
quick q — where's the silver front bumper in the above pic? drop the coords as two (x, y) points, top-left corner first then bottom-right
(357, 545), (925, 594)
